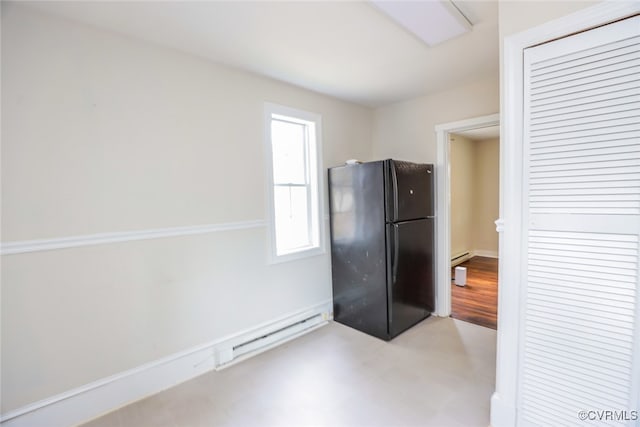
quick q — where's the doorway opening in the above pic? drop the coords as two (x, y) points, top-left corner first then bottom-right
(434, 114), (500, 327)
(449, 128), (499, 329)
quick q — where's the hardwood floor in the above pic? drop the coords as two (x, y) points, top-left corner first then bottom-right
(451, 256), (498, 329)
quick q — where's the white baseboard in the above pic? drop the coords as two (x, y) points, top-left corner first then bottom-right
(213, 300), (331, 369)
(451, 250), (499, 268)
(0, 300), (332, 427)
(214, 321), (328, 372)
(473, 249), (499, 259)
(450, 251), (472, 267)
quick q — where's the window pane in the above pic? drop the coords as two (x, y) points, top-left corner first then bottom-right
(274, 186), (310, 253)
(271, 119), (306, 185)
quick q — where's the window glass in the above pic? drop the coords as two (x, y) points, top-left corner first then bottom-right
(274, 186), (310, 252)
(271, 119), (306, 185)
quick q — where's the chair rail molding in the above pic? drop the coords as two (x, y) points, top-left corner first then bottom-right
(1, 220), (266, 255)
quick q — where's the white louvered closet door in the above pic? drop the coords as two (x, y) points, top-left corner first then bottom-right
(519, 15), (640, 426)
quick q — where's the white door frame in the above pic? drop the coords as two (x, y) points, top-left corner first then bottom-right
(434, 113), (499, 317)
(491, 3), (640, 427)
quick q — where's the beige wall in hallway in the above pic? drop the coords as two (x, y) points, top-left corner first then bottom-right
(472, 138), (499, 255)
(449, 134), (475, 258)
(450, 135), (499, 260)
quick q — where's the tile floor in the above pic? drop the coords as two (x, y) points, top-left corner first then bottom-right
(82, 317), (496, 427)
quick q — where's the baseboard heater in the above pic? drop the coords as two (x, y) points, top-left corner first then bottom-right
(451, 251), (471, 267)
(215, 312), (326, 369)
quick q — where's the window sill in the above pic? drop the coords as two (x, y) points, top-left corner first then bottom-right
(269, 245), (326, 265)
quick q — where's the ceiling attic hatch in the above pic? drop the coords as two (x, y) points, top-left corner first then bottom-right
(370, 0), (472, 46)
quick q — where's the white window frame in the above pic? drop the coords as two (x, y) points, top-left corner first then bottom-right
(264, 102), (325, 264)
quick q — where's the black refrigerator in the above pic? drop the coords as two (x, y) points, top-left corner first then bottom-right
(328, 159), (434, 340)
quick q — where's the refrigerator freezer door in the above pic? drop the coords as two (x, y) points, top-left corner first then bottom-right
(386, 161), (434, 222)
(387, 218), (434, 338)
(329, 161), (389, 340)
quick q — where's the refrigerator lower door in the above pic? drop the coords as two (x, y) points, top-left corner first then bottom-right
(387, 218), (434, 338)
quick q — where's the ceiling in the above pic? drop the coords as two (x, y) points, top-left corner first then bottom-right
(454, 125), (500, 140)
(19, 1), (499, 108)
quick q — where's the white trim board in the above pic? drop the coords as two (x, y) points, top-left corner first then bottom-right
(0, 220), (266, 255)
(434, 113), (499, 317)
(492, 3), (640, 427)
(0, 300), (332, 427)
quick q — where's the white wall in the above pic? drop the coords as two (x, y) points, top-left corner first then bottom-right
(372, 76), (499, 163)
(498, 1), (598, 40)
(1, 4), (372, 413)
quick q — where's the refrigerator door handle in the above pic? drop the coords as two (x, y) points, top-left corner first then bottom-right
(392, 224), (399, 283)
(391, 161), (399, 221)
